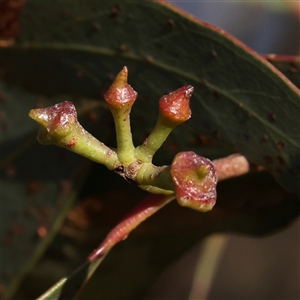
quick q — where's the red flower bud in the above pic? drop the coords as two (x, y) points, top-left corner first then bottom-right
(159, 85), (193, 125)
(171, 151), (217, 212)
(104, 66), (138, 109)
(28, 101), (77, 143)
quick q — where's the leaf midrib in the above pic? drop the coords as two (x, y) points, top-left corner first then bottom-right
(7, 43), (300, 151)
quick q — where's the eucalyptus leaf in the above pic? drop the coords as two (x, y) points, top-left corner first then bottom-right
(1, 0), (299, 193)
(0, 85), (90, 296)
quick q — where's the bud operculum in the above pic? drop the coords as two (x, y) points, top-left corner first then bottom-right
(104, 66), (137, 110)
(28, 101), (119, 169)
(104, 66), (137, 164)
(28, 101), (78, 145)
(135, 85), (194, 163)
(159, 85), (193, 125)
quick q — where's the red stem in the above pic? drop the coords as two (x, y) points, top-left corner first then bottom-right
(88, 193), (174, 261)
(213, 154), (251, 181)
(87, 154), (257, 262)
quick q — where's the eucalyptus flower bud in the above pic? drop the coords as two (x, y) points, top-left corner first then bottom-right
(171, 151), (217, 212)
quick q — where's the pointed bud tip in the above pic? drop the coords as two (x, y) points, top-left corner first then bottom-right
(28, 107), (49, 127)
(159, 85), (193, 124)
(185, 85), (194, 97)
(114, 66), (128, 86)
(104, 66), (137, 108)
(28, 109), (39, 122)
(28, 101), (77, 136)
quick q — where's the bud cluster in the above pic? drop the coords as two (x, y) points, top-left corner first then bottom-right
(28, 67), (218, 212)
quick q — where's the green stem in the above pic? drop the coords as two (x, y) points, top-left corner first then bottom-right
(135, 114), (175, 163)
(111, 105), (135, 164)
(58, 125), (119, 170)
(28, 102), (120, 170)
(136, 163), (174, 193)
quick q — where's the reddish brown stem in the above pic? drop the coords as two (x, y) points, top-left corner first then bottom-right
(85, 154), (255, 274)
(213, 153), (255, 181)
(77, 153), (257, 299)
(88, 193), (174, 262)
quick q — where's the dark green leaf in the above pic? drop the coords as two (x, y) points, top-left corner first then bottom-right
(0, 84), (91, 296)
(1, 0), (299, 194)
(18, 171), (299, 300)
